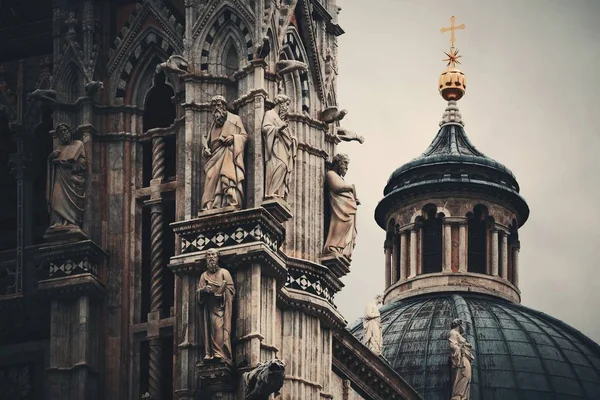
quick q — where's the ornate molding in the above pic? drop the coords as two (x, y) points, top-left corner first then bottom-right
(285, 257), (343, 305)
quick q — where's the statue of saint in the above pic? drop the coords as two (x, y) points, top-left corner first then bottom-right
(46, 123), (87, 231)
(196, 249), (236, 365)
(201, 95), (248, 211)
(363, 295), (383, 356)
(262, 94), (297, 200)
(323, 153), (359, 259)
(448, 318), (474, 400)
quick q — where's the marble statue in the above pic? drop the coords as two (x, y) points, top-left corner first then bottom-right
(244, 359), (286, 400)
(46, 123), (87, 232)
(196, 249), (236, 365)
(448, 318), (474, 400)
(155, 55), (189, 75)
(201, 95), (248, 211)
(262, 94), (297, 200)
(363, 295), (383, 356)
(323, 153), (359, 259)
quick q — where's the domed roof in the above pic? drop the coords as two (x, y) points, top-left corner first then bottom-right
(349, 293), (600, 399)
(375, 104), (529, 228)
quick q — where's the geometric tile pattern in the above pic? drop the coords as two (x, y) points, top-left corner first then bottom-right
(180, 223), (278, 254)
(286, 270), (334, 304)
(49, 256), (98, 278)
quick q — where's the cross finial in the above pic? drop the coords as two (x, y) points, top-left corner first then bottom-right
(440, 16), (465, 49)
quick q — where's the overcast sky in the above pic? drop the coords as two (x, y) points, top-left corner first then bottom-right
(333, 0), (600, 343)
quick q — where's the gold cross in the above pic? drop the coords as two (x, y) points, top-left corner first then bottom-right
(440, 16), (465, 49)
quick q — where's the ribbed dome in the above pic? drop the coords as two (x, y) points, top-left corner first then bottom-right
(375, 110), (530, 228)
(349, 293), (600, 400)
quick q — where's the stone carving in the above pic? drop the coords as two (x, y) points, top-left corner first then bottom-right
(321, 106), (347, 124)
(276, 59), (308, 75)
(336, 128), (365, 144)
(262, 94), (297, 201)
(448, 318), (474, 400)
(64, 11), (78, 43)
(323, 47), (338, 95)
(363, 295), (383, 355)
(27, 89), (57, 103)
(155, 55), (189, 75)
(201, 96), (248, 211)
(324, 154), (359, 259)
(243, 359), (286, 400)
(46, 123), (87, 233)
(196, 249), (236, 365)
(84, 81), (103, 97)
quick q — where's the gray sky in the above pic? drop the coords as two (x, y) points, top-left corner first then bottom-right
(333, 0), (600, 343)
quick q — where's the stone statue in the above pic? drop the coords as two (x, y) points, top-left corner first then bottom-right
(262, 94), (297, 200)
(448, 318), (474, 400)
(363, 295), (383, 356)
(201, 95), (248, 211)
(320, 106), (347, 124)
(336, 128), (365, 144)
(84, 81), (103, 97)
(323, 154), (359, 259)
(243, 359), (286, 400)
(196, 249), (236, 365)
(46, 123), (87, 232)
(155, 55), (189, 75)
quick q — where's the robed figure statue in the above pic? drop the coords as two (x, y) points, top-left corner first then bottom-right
(363, 295), (383, 356)
(448, 318), (474, 400)
(46, 123), (87, 231)
(201, 95), (248, 211)
(323, 153), (359, 259)
(262, 94), (297, 200)
(196, 249), (236, 365)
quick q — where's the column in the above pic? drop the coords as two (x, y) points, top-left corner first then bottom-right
(400, 232), (408, 280)
(458, 223), (467, 272)
(384, 240), (391, 288)
(409, 228), (418, 278)
(501, 231), (508, 279)
(512, 242), (520, 287)
(443, 222), (452, 272)
(491, 228), (499, 276)
(391, 235), (399, 283)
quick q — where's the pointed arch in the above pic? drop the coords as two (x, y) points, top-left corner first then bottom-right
(279, 27), (313, 114)
(194, 6), (254, 73)
(52, 60), (85, 103)
(110, 27), (183, 104)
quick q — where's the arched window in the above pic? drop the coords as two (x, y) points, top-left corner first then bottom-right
(468, 205), (488, 274)
(421, 206), (442, 274)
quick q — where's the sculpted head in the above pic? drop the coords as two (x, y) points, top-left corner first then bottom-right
(451, 318), (464, 334)
(56, 123), (73, 145)
(211, 95), (228, 127)
(331, 153), (350, 177)
(273, 94), (291, 119)
(206, 249), (220, 273)
(374, 294), (383, 305)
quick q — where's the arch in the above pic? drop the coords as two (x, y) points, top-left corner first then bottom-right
(421, 204), (443, 274)
(279, 27), (312, 114)
(195, 6), (253, 73)
(112, 27), (182, 103)
(467, 204), (489, 274)
(54, 61), (84, 103)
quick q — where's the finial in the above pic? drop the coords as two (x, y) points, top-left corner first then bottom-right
(439, 16), (467, 102)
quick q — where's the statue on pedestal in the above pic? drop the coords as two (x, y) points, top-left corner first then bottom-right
(262, 94), (297, 200)
(323, 153), (359, 259)
(201, 95), (248, 211)
(448, 318), (474, 400)
(46, 123), (87, 233)
(363, 295), (383, 356)
(196, 249), (236, 365)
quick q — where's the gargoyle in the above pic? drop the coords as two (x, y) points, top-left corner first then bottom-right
(320, 106), (347, 124)
(244, 359), (286, 400)
(84, 81), (103, 97)
(155, 55), (189, 75)
(27, 89), (57, 103)
(276, 60), (308, 75)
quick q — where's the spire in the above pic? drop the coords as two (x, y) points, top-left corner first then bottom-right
(438, 16), (467, 103)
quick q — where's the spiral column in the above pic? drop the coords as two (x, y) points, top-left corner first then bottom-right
(148, 136), (165, 399)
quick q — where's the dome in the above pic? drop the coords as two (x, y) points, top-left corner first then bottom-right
(349, 293), (600, 399)
(375, 109), (530, 229)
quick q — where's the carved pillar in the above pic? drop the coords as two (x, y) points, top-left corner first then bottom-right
(491, 228), (499, 276)
(400, 231), (408, 280)
(512, 241), (520, 287)
(409, 228), (418, 278)
(443, 222), (452, 272)
(458, 223), (467, 273)
(384, 240), (391, 288)
(500, 231), (508, 280)
(391, 235), (399, 284)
